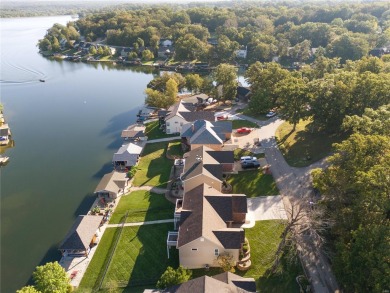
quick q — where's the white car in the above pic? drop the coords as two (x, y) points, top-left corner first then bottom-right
(266, 111), (277, 118)
(240, 156), (257, 163)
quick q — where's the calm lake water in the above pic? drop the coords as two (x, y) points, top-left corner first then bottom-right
(0, 16), (155, 292)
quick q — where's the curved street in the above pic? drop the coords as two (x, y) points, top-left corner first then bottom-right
(234, 112), (340, 293)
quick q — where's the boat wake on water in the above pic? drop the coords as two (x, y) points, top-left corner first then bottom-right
(1, 60), (46, 85)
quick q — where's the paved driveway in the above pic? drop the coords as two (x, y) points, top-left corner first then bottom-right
(243, 196), (287, 228)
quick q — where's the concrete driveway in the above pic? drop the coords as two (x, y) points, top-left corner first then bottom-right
(243, 196), (287, 228)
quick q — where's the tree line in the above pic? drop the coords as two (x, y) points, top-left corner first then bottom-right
(65, 1), (390, 64)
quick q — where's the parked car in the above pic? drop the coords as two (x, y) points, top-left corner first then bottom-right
(236, 127), (252, 134)
(266, 111), (277, 118)
(241, 161), (260, 169)
(240, 156), (257, 163)
(216, 114), (228, 120)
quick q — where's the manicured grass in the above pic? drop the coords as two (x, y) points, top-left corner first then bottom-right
(101, 223), (179, 289)
(109, 190), (174, 224)
(145, 120), (178, 140)
(242, 108), (269, 121)
(275, 119), (347, 167)
(166, 140), (183, 158)
(78, 228), (119, 292)
(232, 119), (258, 129)
(132, 142), (172, 188)
(234, 148), (265, 161)
(191, 221), (302, 293)
(227, 171), (279, 197)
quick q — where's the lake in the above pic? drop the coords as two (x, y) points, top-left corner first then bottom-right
(0, 15), (155, 292)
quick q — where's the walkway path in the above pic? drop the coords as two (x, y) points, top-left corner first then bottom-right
(128, 185), (168, 194)
(106, 219), (174, 228)
(146, 136), (180, 143)
(236, 114), (340, 293)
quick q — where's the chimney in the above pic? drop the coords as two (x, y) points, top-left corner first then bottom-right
(191, 123), (195, 132)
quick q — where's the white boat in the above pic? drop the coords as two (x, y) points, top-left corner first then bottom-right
(0, 155), (9, 165)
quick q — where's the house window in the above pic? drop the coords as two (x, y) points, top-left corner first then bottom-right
(167, 129), (171, 134)
(191, 248), (198, 251)
(175, 121), (178, 124)
(214, 248), (219, 256)
(180, 122), (183, 126)
(166, 122), (170, 126)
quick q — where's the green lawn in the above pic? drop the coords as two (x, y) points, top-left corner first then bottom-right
(227, 171), (279, 197)
(101, 223), (179, 289)
(232, 119), (258, 129)
(132, 142), (172, 188)
(78, 228), (119, 292)
(166, 140), (183, 158)
(275, 119), (347, 167)
(145, 121), (177, 140)
(109, 190), (174, 224)
(191, 221), (302, 293)
(234, 148), (265, 161)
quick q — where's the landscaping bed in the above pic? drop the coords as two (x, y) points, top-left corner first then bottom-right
(234, 148), (265, 161)
(109, 190), (174, 224)
(226, 171), (278, 197)
(275, 119), (347, 167)
(132, 142), (172, 188)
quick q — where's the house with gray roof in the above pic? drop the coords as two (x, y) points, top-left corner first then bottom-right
(121, 124), (146, 141)
(59, 215), (103, 257)
(181, 120), (232, 151)
(165, 100), (215, 134)
(112, 141), (145, 170)
(179, 146), (234, 193)
(94, 171), (128, 201)
(167, 183), (247, 269)
(158, 272), (256, 293)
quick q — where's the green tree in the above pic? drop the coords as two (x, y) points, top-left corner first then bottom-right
(156, 266), (192, 289)
(38, 38), (52, 51)
(89, 46), (97, 55)
(32, 262), (70, 293)
(165, 78), (178, 101)
(213, 63), (238, 102)
(128, 51), (138, 60)
(145, 88), (168, 109)
(142, 49), (154, 61)
(185, 74), (203, 93)
(342, 104), (390, 136)
(326, 34), (369, 63)
(245, 62), (290, 112)
(311, 56), (340, 79)
(213, 34), (239, 62)
(97, 46), (104, 55)
(175, 34), (209, 61)
(275, 76), (310, 129)
(51, 36), (60, 52)
(17, 286), (41, 293)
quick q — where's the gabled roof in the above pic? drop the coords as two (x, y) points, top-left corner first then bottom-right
(177, 184), (246, 249)
(205, 194), (247, 222)
(165, 100), (214, 123)
(59, 215), (103, 251)
(181, 120), (232, 145)
(121, 124), (145, 139)
(207, 150), (234, 164)
(213, 229), (245, 249)
(112, 143), (143, 164)
(237, 86), (251, 97)
(94, 171), (127, 193)
(164, 271), (256, 292)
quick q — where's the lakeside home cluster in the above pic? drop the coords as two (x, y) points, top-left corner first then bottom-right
(56, 91), (268, 290)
